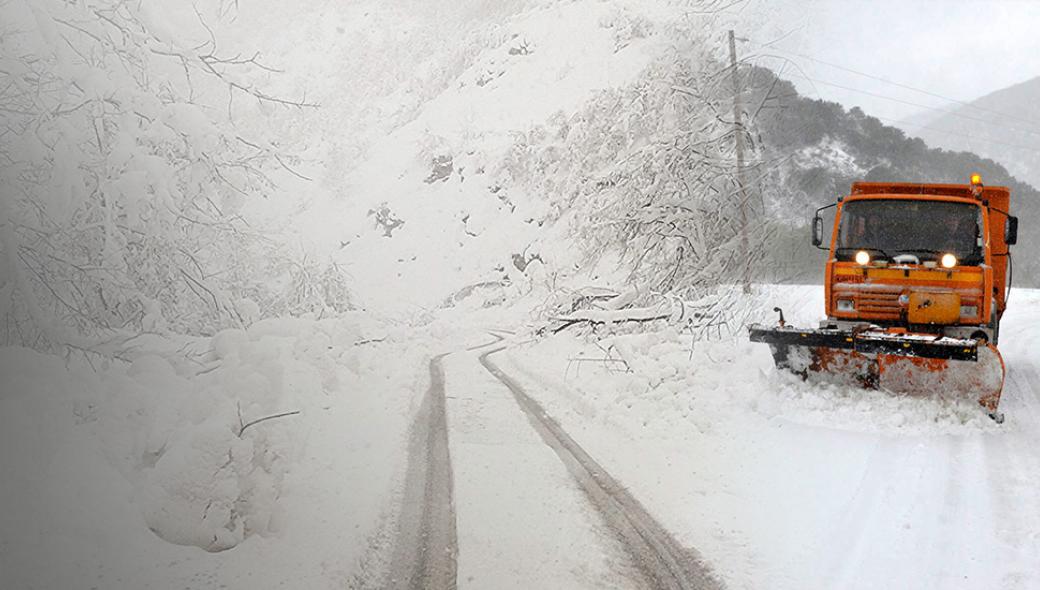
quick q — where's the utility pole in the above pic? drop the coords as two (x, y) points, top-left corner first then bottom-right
(728, 29), (752, 294)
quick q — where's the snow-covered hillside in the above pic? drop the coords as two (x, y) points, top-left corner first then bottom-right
(210, 0), (738, 314)
(286, 0), (664, 310)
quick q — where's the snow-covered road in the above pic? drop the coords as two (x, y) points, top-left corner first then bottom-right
(388, 334), (722, 589)
(3, 286), (1037, 589)
(480, 345), (722, 590)
(388, 353), (457, 589)
(448, 344), (642, 589)
(499, 285), (1040, 589)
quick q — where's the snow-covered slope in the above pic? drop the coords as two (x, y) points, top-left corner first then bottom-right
(1, 2), (734, 586)
(213, 0), (712, 314)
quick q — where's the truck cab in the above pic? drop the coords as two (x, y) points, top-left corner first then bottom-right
(750, 176), (1017, 421)
(812, 178), (1018, 344)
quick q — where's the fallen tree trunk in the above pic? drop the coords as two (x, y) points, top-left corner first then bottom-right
(550, 304), (671, 333)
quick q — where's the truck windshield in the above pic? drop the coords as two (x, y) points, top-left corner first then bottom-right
(836, 199), (983, 264)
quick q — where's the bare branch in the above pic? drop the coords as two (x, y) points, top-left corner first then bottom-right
(238, 410), (301, 437)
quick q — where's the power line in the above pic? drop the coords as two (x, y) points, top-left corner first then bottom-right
(747, 39), (1040, 129)
(780, 72), (1040, 142)
(746, 38), (1040, 134)
(740, 43), (1040, 156)
(870, 112), (1040, 157)
(753, 65), (1040, 156)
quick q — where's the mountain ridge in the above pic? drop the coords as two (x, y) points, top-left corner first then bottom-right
(898, 74), (1040, 189)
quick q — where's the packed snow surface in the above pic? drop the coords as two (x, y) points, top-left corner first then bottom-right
(502, 285), (1040, 589)
(3, 285), (1038, 588)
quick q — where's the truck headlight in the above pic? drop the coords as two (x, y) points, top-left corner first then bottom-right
(855, 250), (870, 265)
(837, 299), (855, 312)
(941, 253), (957, 268)
(960, 305), (978, 318)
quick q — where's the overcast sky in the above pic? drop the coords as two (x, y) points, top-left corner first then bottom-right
(743, 0), (1040, 126)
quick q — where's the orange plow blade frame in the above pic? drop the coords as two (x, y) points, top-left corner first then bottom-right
(806, 343), (1005, 413)
(749, 324), (1006, 417)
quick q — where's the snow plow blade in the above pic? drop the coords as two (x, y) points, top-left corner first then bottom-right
(748, 324), (1006, 417)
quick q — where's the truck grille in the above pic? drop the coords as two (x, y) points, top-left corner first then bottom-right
(854, 290), (902, 319)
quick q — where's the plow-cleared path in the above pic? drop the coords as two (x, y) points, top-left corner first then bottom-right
(804, 359), (1040, 589)
(389, 339), (723, 590)
(480, 347), (722, 590)
(387, 288), (1040, 589)
(808, 299), (1040, 589)
(494, 286), (1040, 590)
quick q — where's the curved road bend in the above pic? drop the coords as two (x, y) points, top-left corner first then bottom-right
(480, 346), (723, 590)
(387, 341), (723, 590)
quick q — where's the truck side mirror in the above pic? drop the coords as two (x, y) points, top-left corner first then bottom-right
(812, 215), (824, 247)
(1006, 216), (1018, 245)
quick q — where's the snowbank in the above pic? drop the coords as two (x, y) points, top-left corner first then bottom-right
(0, 314), (429, 588)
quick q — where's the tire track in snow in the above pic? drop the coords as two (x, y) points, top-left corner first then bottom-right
(388, 353), (458, 590)
(992, 364), (1040, 587)
(479, 346), (724, 590)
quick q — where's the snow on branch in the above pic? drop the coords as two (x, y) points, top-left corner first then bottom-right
(552, 303), (671, 329)
(546, 286), (738, 340)
(504, 42), (775, 307)
(0, 1), (345, 351)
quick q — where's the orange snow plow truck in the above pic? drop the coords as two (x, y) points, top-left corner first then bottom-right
(749, 175), (1018, 422)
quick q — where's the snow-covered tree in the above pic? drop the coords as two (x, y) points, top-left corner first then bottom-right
(503, 42), (772, 302)
(0, 0), (345, 349)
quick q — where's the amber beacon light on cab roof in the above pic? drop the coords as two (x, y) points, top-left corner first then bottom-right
(749, 175), (1019, 422)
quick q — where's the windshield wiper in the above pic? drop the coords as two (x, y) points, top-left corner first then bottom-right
(897, 248), (943, 255)
(898, 247), (983, 264)
(900, 247), (980, 257)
